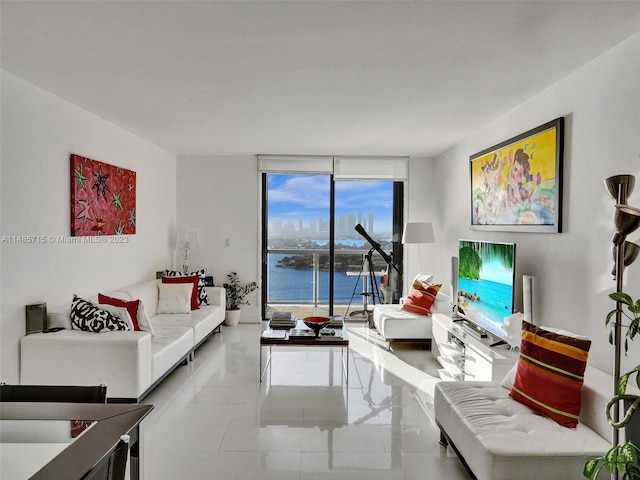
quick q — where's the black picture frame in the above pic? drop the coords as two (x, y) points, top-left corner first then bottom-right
(470, 117), (564, 233)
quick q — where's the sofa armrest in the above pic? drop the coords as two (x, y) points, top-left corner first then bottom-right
(20, 330), (152, 401)
(205, 286), (226, 310)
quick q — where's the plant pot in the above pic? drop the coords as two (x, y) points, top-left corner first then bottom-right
(225, 309), (241, 326)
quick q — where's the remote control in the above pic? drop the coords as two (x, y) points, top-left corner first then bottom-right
(43, 327), (65, 333)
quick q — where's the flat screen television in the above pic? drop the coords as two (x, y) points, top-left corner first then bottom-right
(456, 239), (516, 341)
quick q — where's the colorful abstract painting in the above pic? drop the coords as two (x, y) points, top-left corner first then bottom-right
(70, 154), (136, 236)
(470, 117), (564, 233)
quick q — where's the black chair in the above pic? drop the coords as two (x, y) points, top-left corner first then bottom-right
(0, 383), (107, 403)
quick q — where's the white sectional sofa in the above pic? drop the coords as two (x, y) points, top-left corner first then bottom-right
(434, 365), (612, 480)
(20, 279), (226, 402)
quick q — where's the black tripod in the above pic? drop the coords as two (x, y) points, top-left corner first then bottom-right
(345, 248), (383, 318)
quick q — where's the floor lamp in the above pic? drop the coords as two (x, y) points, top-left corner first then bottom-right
(402, 222), (435, 280)
(605, 174), (640, 450)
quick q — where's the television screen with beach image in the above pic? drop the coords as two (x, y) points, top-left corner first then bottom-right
(457, 240), (516, 340)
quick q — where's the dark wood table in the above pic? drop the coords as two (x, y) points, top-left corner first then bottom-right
(0, 402), (153, 480)
(259, 322), (349, 383)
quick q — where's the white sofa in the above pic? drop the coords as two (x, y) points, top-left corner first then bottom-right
(372, 291), (452, 341)
(20, 279), (226, 402)
(434, 365), (612, 480)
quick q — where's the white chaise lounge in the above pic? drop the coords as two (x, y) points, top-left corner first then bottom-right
(372, 274), (451, 341)
(434, 365), (612, 480)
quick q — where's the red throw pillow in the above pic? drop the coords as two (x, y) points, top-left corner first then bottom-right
(98, 294), (141, 331)
(161, 275), (199, 310)
(402, 282), (441, 315)
(510, 321), (591, 428)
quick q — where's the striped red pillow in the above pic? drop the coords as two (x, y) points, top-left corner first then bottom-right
(510, 321), (591, 428)
(402, 282), (441, 316)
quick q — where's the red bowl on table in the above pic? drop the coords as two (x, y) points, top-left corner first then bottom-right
(303, 316), (331, 338)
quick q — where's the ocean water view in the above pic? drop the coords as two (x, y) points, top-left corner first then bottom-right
(267, 253), (382, 304)
(458, 277), (513, 334)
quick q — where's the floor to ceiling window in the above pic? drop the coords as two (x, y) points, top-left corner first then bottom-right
(259, 156), (406, 320)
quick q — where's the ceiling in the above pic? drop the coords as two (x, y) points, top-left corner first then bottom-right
(3, 1), (640, 158)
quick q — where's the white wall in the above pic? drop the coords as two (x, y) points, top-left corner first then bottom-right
(0, 71), (177, 382)
(432, 32), (640, 373)
(404, 157), (438, 290)
(176, 156), (260, 322)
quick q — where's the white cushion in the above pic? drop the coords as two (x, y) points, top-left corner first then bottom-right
(101, 288), (156, 336)
(157, 283), (192, 314)
(434, 380), (610, 480)
(137, 301), (156, 336)
(500, 363), (518, 390)
(98, 304), (134, 331)
(430, 291), (452, 314)
(149, 325), (193, 382)
(154, 306), (220, 346)
(412, 273), (433, 284)
(117, 280), (161, 317)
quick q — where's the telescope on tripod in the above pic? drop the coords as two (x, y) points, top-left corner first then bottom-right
(345, 224), (402, 318)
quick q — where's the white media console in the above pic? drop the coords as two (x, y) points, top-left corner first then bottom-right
(432, 313), (518, 381)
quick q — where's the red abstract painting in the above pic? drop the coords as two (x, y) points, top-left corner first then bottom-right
(70, 154), (136, 236)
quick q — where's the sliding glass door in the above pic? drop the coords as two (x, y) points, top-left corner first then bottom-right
(262, 173), (403, 320)
(263, 173), (332, 317)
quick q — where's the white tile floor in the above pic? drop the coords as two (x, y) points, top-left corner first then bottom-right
(139, 323), (472, 479)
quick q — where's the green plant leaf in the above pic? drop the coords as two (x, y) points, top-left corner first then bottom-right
(630, 320), (640, 341)
(583, 458), (599, 478)
(626, 461), (640, 480)
(621, 442), (638, 463)
(605, 445), (619, 464)
(611, 292), (634, 306)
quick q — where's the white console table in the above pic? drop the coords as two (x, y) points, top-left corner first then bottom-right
(432, 313), (517, 382)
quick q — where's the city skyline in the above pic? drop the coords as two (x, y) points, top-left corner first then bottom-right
(267, 174), (394, 239)
(269, 211), (382, 238)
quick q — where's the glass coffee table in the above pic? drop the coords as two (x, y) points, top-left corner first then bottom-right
(259, 320), (349, 383)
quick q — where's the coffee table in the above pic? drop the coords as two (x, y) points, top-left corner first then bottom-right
(259, 320), (349, 383)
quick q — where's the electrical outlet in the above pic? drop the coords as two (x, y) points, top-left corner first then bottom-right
(225, 238), (230, 247)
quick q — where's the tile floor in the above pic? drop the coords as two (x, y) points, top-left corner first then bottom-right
(140, 323), (472, 479)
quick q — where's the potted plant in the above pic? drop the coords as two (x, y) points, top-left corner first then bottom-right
(585, 292), (640, 479)
(584, 443), (640, 479)
(222, 272), (258, 326)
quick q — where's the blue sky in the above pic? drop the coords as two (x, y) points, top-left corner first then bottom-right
(267, 174), (393, 233)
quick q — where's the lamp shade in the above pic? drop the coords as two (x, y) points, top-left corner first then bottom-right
(625, 241), (640, 267)
(613, 205), (640, 241)
(402, 222), (435, 244)
(611, 241), (640, 276)
(177, 231), (199, 250)
(605, 175), (635, 204)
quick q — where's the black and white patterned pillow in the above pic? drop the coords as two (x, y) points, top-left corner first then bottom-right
(71, 295), (130, 332)
(165, 269), (209, 305)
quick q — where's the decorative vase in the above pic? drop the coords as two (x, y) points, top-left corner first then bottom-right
(225, 309), (241, 326)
